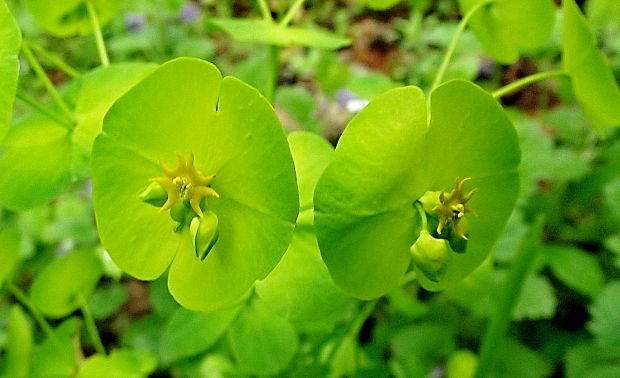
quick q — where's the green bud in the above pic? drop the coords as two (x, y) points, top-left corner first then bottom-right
(410, 230), (451, 282)
(138, 182), (168, 207)
(190, 211), (219, 261)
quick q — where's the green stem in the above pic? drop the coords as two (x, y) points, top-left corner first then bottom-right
(21, 41), (75, 125)
(257, 0), (273, 22)
(7, 283), (56, 341)
(267, 45), (280, 103)
(280, 0), (306, 26)
(474, 217), (544, 378)
(85, 0), (110, 67)
(492, 70), (567, 99)
(430, 0), (492, 92)
(78, 294), (106, 355)
(29, 42), (80, 79)
(15, 90), (74, 130)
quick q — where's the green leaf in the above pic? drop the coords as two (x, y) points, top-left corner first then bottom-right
(159, 305), (241, 364)
(588, 281), (620, 353)
(357, 0), (402, 11)
(31, 318), (80, 378)
(3, 306), (32, 378)
(314, 86), (426, 299)
(0, 114), (73, 210)
(23, 0), (124, 37)
(488, 338), (553, 378)
(0, 228), (20, 286)
(565, 341), (620, 378)
(207, 18), (350, 50)
(87, 282), (128, 320)
(30, 249), (102, 318)
(255, 133), (351, 324)
(563, 0), (620, 134)
(227, 299), (298, 376)
(275, 86), (322, 133)
(544, 244), (604, 297)
(0, 0), (21, 141)
(78, 349), (157, 378)
(315, 80), (520, 298)
(458, 0), (555, 63)
(390, 322), (456, 377)
(92, 58), (298, 312)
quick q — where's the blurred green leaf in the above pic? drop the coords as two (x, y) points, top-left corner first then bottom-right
(544, 245), (604, 297)
(88, 282), (128, 320)
(0, 0), (21, 141)
(488, 338), (553, 378)
(0, 114), (73, 211)
(207, 18), (350, 50)
(78, 348), (157, 378)
(30, 248), (102, 318)
(565, 340), (620, 378)
(0, 228), (20, 286)
(3, 306), (32, 377)
(227, 299), (298, 376)
(159, 305), (241, 364)
(24, 0), (124, 37)
(390, 322), (455, 377)
(357, 0), (402, 11)
(563, 0), (620, 134)
(458, 0), (555, 63)
(588, 281), (620, 353)
(275, 86), (321, 133)
(30, 318), (80, 377)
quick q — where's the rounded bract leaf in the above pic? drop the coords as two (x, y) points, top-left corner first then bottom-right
(0, 0), (21, 141)
(562, 0), (620, 135)
(0, 228), (20, 286)
(315, 80), (520, 298)
(4, 305), (33, 378)
(92, 58), (298, 312)
(24, 0), (123, 37)
(458, 0), (555, 64)
(30, 249), (103, 318)
(314, 86), (427, 299)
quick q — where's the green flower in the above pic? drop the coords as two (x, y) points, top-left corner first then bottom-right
(92, 58), (298, 312)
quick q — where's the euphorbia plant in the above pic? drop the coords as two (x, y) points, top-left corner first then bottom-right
(91, 57), (299, 312)
(314, 80), (520, 298)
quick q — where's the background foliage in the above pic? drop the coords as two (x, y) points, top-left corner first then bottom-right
(1, 0), (620, 377)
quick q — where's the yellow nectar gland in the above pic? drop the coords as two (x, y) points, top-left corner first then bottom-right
(150, 153), (219, 217)
(432, 177), (477, 240)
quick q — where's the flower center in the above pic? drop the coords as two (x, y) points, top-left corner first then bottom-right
(432, 177), (477, 240)
(149, 153), (219, 218)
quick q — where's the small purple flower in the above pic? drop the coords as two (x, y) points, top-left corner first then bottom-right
(125, 12), (146, 33)
(180, 2), (200, 23)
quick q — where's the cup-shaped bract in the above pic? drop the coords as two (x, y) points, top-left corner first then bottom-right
(314, 80), (520, 299)
(91, 58), (299, 312)
(0, 0), (21, 141)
